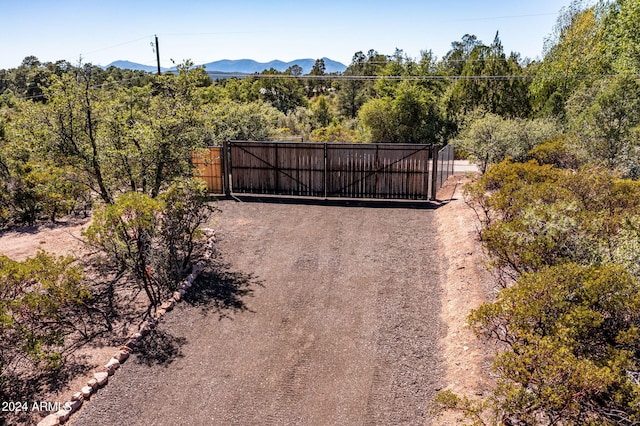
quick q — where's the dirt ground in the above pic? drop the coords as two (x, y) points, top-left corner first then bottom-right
(0, 173), (494, 425)
(433, 175), (495, 424)
(0, 216), (92, 262)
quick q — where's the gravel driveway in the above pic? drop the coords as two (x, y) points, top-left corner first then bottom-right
(72, 198), (445, 426)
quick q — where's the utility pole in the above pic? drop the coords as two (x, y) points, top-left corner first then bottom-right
(155, 35), (161, 75)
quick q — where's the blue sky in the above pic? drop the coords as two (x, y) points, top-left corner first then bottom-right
(2, 0), (578, 69)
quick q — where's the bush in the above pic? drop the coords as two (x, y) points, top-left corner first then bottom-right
(469, 264), (640, 425)
(0, 161), (90, 228)
(529, 135), (583, 170)
(0, 252), (90, 399)
(85, 179), (213, 313)
(156, 178), (215, 288)
(442, 160), (640, 424)
(457, 113), (559, 173)
(465, 160), (640, 280)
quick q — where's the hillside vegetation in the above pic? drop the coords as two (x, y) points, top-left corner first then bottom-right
(0, 0), (639, 422)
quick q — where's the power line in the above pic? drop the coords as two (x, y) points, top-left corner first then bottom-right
(7, 71), (636, 102)
(219, 73), (625, 81)
(444, 12), (557, 23)
(81, 36), (155, 56)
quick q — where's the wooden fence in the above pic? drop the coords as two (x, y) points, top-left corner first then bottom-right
(194, 141), (454, 201)
(192, 148), (224, 194)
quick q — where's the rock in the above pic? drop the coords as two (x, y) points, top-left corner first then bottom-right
(71, 392), (84, 401)
(161, 299), (175, 311)
(119, 345), (132, 352)
(81, 385), (93, 398)
(155, 308), (166, 318)
(68, 399), (82, 413)
(37, 414), (60, 426)
(55, 408), (70, 422)
(173, 291), (182, 301)
(104, 358), (120, 375)
(87, 378), (99, 390)
(114, 349), (129, 363)
(178, 288), (186, 296)
(94, 371), (109, 386)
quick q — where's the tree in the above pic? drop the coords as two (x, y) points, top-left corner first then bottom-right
(440, 34), (483, 76)
(530, 3), (609, 118)
(336, 50), (390, 119)
(120, 64), (210, 198)
(286, 64), (303, 77)
(359, 97), (394, 142)
(444, 33), (530, 120)
(12, 64), (210, 203)
(456, 112), (558, 172)
(84, 179), (213, 314)
(11, 56), (52, 101)
(205, 100), (283, 144)
(310, 95), (333, 128)
(359, 81), (442, 144)
(255, 68), (307, 113)
(306, 58), (327, 97)
(310, 58), (326, 76)
(602, 0), (640, 74)
(566, 75), (640, 176)
(336, 52), (369, 119)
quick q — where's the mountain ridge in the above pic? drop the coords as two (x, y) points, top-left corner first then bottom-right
(105, 58), (347, 74)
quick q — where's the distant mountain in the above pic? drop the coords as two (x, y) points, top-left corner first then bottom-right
(201, 58), (347, 74)
(104, 60), (169, 73)
(105, 58), (347, 75)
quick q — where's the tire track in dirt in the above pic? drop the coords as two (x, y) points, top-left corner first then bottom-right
(71, 200), (444, 426)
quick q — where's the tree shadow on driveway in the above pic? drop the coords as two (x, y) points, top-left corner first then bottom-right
(133, 328), (187, 367)
(131, 257), (260, 367)
(182, 257), (262, 320)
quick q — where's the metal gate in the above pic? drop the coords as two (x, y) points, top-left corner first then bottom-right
(224, 141), (436, 200)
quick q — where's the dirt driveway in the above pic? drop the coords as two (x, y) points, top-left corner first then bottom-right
(71, 198), (446, 425)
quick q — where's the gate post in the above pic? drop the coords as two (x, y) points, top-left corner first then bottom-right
(430, 144), (439, 201)
(323, 143), (328, 199)
(223, 140), (231, 197)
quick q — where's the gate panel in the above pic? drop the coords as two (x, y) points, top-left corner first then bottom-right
(325, 144), (431, 199)
(229, 142), (325, 196)
(230, 142), (277, 194)
(276, 143), (325, 196)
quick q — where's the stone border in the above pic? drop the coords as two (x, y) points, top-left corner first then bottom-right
(37, 230), (216, 426)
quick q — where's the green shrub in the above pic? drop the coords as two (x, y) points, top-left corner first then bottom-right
(85, 179), (213, 313)
(0, 252), (89, 399)
(445, 161), (640, 424)
(470, 264), (640, 425)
